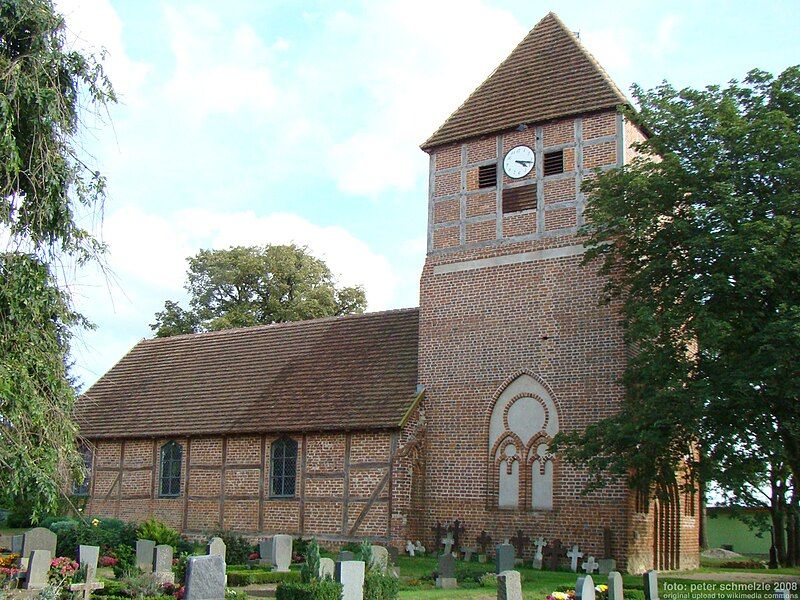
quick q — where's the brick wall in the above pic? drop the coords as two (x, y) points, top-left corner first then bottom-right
(86, 428), (417, 544)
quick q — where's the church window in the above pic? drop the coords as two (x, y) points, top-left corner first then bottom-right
(543, 150), (564, 176)
(478, 164), (497, 188)
(502, 184), (536, 214)
(489, 373), (559, 510)
(159, 441), (182, 497)
(270, 437), (298, 498)
(72, 443), (93, 496)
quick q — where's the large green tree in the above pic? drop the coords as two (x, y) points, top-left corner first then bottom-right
(151, 244), (367, 336)
(553, 67), (800, 563)
(0, 0), (114, 518)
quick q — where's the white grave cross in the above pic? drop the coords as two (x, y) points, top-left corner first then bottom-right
(441, 533), (455, 555)
(582, 556), (599, 574)
(567, 545), (584, 572)
(405, 541), (415, 557)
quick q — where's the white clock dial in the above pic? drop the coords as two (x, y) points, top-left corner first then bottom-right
(503, 145), (535, 179)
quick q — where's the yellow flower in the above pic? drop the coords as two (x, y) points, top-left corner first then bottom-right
(91, 518), (100, 527)
(596, 585), (608, 592)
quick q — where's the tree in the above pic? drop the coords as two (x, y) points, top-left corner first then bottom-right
(552, 67), (800, 564)
(151, 244), (367, 337)
(0, 0), (114, 519)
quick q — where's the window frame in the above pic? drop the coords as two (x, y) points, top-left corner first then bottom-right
(269, 437), (298, 499)
(72, 443), (94, 497)
(159, 440), (183, 498)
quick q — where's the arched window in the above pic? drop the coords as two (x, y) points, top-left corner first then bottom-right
(73, 443), (94, 496)
(270, 438), (298, 498)
(159, 441), (182, 497)
(488, 373), (559, 510)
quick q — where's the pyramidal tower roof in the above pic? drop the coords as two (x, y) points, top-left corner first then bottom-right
(422, 12), (629, 151)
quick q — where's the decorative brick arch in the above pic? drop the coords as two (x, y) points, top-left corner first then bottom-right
(485, 371), (561, 511)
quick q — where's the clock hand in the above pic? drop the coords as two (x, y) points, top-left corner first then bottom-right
(516, 160), (532, 166)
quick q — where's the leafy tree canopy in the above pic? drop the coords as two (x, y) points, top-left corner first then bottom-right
(553, 67), (800, 505)
(0, 0), (114, 518)
(151, 244), (367, 337)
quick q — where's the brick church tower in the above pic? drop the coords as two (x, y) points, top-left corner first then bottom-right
(416, 13), (700, 573)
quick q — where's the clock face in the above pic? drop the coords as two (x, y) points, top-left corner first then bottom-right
(503, 145), (535, 179)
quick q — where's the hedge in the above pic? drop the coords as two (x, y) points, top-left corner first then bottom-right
(226, 570), (301, 587)
(275, 580), (343, 600)
(364, 572), (399, 600)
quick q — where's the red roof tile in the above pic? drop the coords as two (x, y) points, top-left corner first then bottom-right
(75, 308), (420, 439)
(421, 12), (629, 151)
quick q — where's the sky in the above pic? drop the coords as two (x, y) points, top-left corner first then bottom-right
(56, 0), (800, 388)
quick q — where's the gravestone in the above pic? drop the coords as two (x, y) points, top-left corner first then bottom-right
(567, 544), (584, 572)
(576, 575), (596, 600)
(495, 542), (515, 574)
(22, 527), (57, 568)
(510, 530), (530, 565)
(206, 537), (226, 562)
(370, 545), (389, 574)
(339, 550), (355, 562)
(24, 549), (51, 590)
(259, 537), (274, 566)
(413, 541), (426, 556)
(78, 545), (100, 578)
(273, 534), (293, 572)
(477, 530), (492, 563)
(318, 557), (335, 580)
(581, 556), (599, 574)
(11, 534), (23, 555)
(643, 570), (659, 600)
(461, 547), (476, 562)
(449, 519), (466, 551)
(405, 540), (415, 557)
(543, 539), (564, 571)
(153, 544), (175, 585)
(497, 570), (522, 600)
(136, 539), (156, 573)
(387, 546), (399, 565)
(435, 553), (457, 589)
(598, 559), (617, 575)
(185, 554), (226, 600)
(608, 571), (624, 600)
(336, 560), (366, 600)
(532, 538), (546, 569)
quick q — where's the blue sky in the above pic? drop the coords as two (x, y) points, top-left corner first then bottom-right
(57, 0), (800, 387)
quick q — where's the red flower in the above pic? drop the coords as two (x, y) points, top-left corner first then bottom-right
(99, 556), (118, 567)
(248, 552), (259, 560)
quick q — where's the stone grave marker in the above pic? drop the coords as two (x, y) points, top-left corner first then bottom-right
(497, 570), (522, 600)
(206, 537), (226, 562)
(436, 553), (457, 589)
(339, 550), (355, 562)
(413, 541), (425, 556)
(318, 557), (335, 580)
(510, 530), (530, 565)
(259, 537), (274, 566)
(11, 534), (23, 555)
(543, 539), (564, 571)
(608, 571), (624, 600)
(532, 537), (546, 569)
(136, 539), (156, 573)
(336, 560), (366, 600)
(78, 545), (100, 578)
(441, 532), (455, 556)
(476, 530), (492, 563)
(582, 556), (599, 574)
(273, 534), (293, 572)
(449, 519), (466, 551)
(153, 544), (175, 585)
(70, 579), (104, 600)
(643, 570), (659, 600)
(576, 575), (596, 600)
(185, 554), (226, 600)
(495, 542), (515, 574)
(405, 540), (415, 556)
(460, 546), (476, 562)
(22, 527), (57, 569)
(370, 545), (389, 574)
(598, 558), (617, 575)
(24, 549), (52, 590)
(567, 544), (584, 572)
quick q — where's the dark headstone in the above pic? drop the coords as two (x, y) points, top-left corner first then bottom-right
(436, 553), (457, 589)
(476, 530), (492, 555)
(495, 543), (515, 574)
(449, 519), (466, 550)
(338, 550), (355, 562)
(510, 529), (530, 557)
(431, 521), (446, 553)
(543, 539), (565, 571)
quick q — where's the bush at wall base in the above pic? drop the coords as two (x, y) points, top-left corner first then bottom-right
(275, 581), (343, 600)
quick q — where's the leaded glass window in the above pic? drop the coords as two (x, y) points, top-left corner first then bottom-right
(159, 441), (182, 497)
(270, 438), (297, 498)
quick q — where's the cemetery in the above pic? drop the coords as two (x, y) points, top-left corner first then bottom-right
(0, 518), (796, 600)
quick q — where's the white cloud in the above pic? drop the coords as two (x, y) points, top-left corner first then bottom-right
(55, 0), (150, 103)
(653, 15), (681, 59)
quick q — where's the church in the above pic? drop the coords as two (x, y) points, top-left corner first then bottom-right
(75, 13), (700, 573)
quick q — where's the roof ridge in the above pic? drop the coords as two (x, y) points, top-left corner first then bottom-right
(140, 306), (420, 344)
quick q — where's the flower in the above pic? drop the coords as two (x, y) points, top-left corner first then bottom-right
(248, 552), (259, 561)
(596, 584), (609, 593)
(0, 554), (19, 568)
(91, 519), (100, 527)
(99, 556), (118, 567)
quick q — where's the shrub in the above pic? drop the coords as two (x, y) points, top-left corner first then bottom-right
(118, 571), (165, 598)
(275, 580), (342, 600)
(173, 553), (190, 585)
(456, 566), (491, 584)
(225, 590), (247, 600)
(226, 571), (300, 586)
(301, 539), (321, 583)
(50, 518), (138, 558)
(208, 531), (253, 566)
(479, 573), (497, 587)
(138, 519), (181, 549)
(357, 540), (372, 567)
(340, 542), (361, 554)
(363, 572), (399, 600)
(624, 590), (646, 600)
(93, 579), (127, 597)
(294, 538), (311, 561)
(111, 545), (137, 580)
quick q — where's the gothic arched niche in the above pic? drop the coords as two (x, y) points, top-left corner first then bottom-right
(488, 373), (559, 510)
